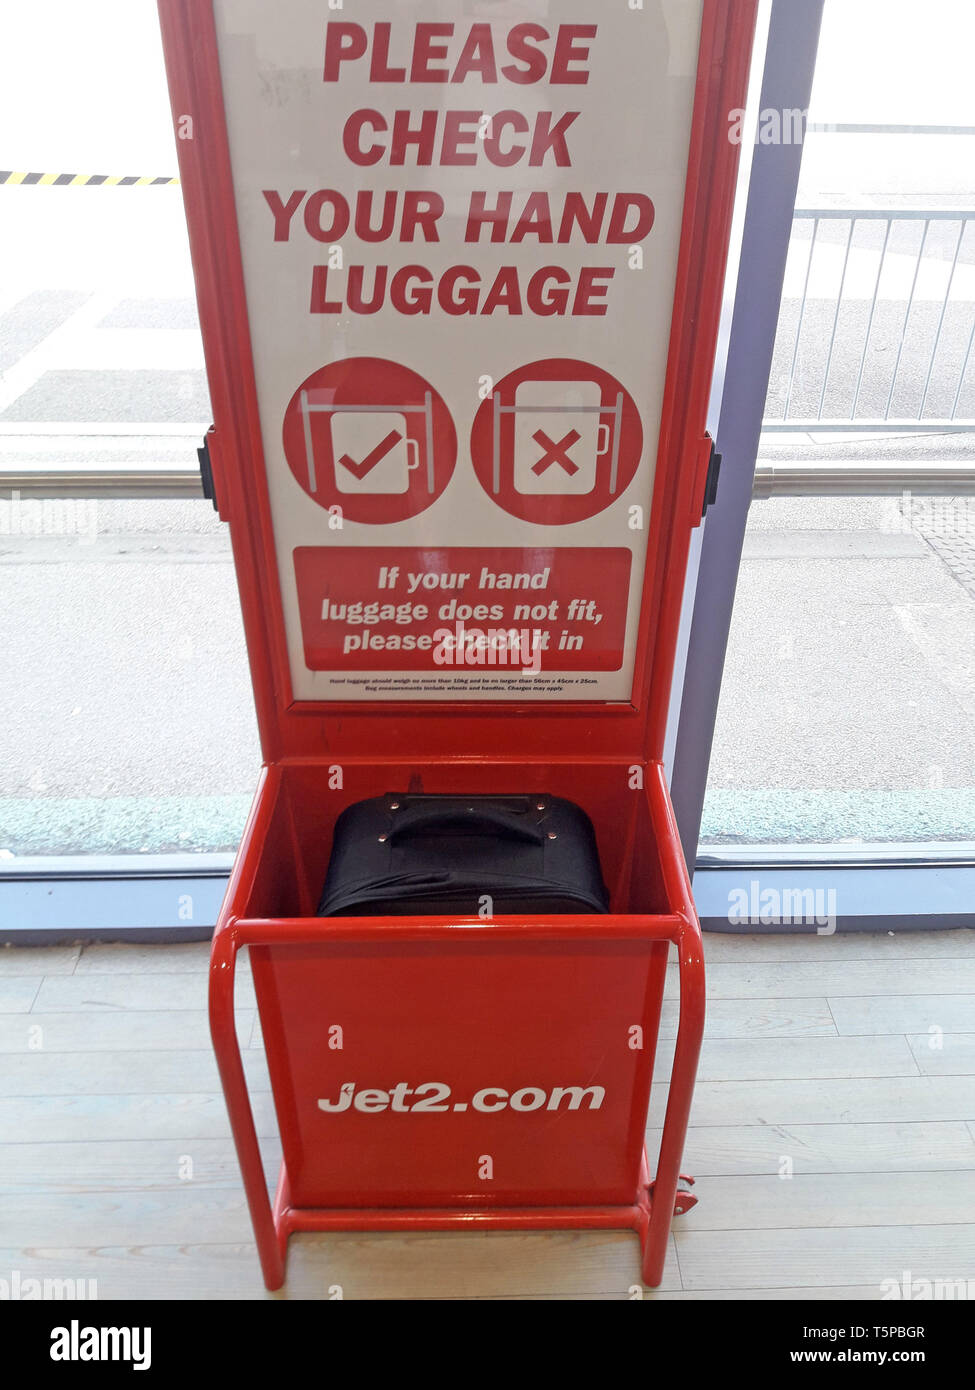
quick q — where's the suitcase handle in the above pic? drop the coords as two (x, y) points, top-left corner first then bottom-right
(386, 804), (545, 846)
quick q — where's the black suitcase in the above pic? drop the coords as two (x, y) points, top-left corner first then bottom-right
(318, 793), (609, 917)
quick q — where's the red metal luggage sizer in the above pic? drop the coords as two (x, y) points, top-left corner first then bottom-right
(158, 0), (757, 1290)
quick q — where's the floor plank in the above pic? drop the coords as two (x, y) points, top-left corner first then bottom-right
(660, 996), (837, 1038)
(673, 958), (975, 999)
(655, 1075), (975, 1126)
(0, 1091), (277, 1143)
(654, 1034), (919, 1083)
(0, 945), (79, 975)
(649, 1121), (975, 1175)
(646, 1284), (892, 1300)
(75, 943), (213, 974)
(830, 994), (975, 1035)
(1, 1189), (256, 1246)
(678, 1170), (975, 1230)
(0, 1009), (253, 1053)
(0, 1138), (281, 1193)
(700, 929), (975, 961)
(0, 977), (42, 1013)
(907, 1032), (975, 1075)
(0, 1049), (272, 1097)
(32, 971), (256, 1012)
(676, 1224), (975, 1291)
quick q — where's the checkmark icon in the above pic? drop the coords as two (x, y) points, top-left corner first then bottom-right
(338, 429), (403, 480)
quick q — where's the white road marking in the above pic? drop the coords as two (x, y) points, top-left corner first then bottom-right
(58, 328), (205, 372)
(0, 291), (118, 416)
(0, 422), (207, 436)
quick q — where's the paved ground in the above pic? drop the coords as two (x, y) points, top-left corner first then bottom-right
(1, 492), (975, 853)
(707, 495), (975, 844)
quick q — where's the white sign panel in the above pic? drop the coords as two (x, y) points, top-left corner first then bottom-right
(212, 0), (704, 702)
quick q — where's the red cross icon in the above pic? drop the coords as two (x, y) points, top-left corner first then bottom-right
(471, 358), (643, 525)
(531, 427), (582, 476)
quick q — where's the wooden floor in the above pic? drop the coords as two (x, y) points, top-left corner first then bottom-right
(1, 930), (974, 1300)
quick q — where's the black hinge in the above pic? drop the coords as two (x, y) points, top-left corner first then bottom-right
(198, 432), (218, 513)
(701, 440), (722, 518)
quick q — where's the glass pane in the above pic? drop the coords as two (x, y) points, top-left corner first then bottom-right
(704, 0), (975, 848)
(0, 498), (259, 856)
(0, 9), (251, 859)
(701, 494), (975, 845)
(0, 5), (206, 441)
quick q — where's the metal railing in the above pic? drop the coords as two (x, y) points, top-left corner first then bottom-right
(763, 209), (975, 434)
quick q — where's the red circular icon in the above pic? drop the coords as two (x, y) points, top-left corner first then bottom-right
(282, 357), (457, 524)
(470, 359), (643, 525)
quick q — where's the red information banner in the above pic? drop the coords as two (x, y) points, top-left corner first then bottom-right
(294, 546), (630, 672)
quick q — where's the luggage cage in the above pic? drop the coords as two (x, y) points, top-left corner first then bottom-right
(210, 758), (704, 1290)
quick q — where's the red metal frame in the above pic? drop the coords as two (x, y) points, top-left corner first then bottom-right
(156, 0), (757, 1291)
(210, 762), (704, 1290)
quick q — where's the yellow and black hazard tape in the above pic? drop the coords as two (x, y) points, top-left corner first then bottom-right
(0, 172), (179, 187)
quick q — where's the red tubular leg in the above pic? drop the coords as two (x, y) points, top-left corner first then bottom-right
(209, 923), (286, 1291)
(642, 917), (705, 1286)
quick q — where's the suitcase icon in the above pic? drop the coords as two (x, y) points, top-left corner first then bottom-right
(512, 380), (608, 495)
(490, 372), (625, 500)
(328, 411), (416, 495)
(298, 389), (436, 497)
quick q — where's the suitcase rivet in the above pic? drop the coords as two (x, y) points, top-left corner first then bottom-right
(547, 832), (557, 840)
(536, 802), (545, 810)
(389, 802), (400, 810)
(378, 834), (388, 842)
